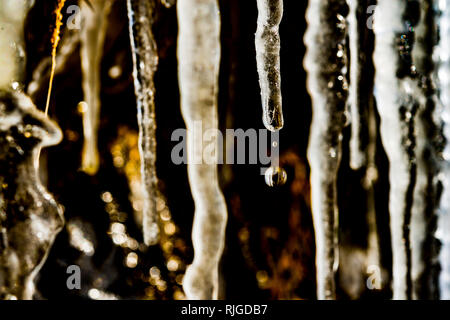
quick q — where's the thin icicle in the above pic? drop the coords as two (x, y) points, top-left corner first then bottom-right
(0, 0), (35, 90)
(347, 0), (369, 169)
(410, 0), (441, 300)
(80, 0), (112, 175)
(177, 0), (228, 299)
(304, 0), (349, 299)
(0, 90), (64, 299)
(255, 0), (284, 132)
(127, 0), (160, 246)
(436, 0), (450, 300)
(373, 0), (418, 299)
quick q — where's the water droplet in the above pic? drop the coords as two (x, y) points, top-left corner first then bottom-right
(265, 166), (287, 187)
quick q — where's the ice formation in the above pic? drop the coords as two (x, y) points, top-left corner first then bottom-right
(347, 0), (369, 169)
(80, 0), (112, 175)
(0, 90), (64, 299)
(409, 0), (441, 299)
(127, 0), (160, 245)
(255, 0), (284, 132)
(304, 0), (349, 299)
(373, 0), (419, 300)
(177, 0), (228, 299)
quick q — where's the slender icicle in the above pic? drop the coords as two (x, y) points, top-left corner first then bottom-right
(0, 0), (35, 90)
(255, 0), (284, 132)
(80, 0), (112, 175)
(177, 0), (228, 299)
(347, 0), (369, 169)
(410, 0), (441, 299)
(373, 1), (418, 299)
(0, 90), (64, 299)
(437, 0), (450, 300)
(304, 0), (349, 299)
(127, 0), (160, 246)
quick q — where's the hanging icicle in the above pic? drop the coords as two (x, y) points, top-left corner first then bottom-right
(304, 0), (349, 299)
(0, 90), (64, 299)
(127, 0), (160, 246)
(373, 0), (419, 300)
(177, 0), (228, 299)
(436, 0), (450, 300)
(80, 0), (112, 175)
(409, 0), (441, 300)
(255, 0), (284, 132)
(347, 0), (370, 170)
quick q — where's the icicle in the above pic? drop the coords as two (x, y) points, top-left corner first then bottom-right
(409, 0), (441, 300)
(255, 0), (284, 132)
(0, 0), (35, 90)
(347, 0), (369, 169)
(127, 0), (160, 246)
(304, 0), (349, 299)
(0, 90), (64, 299)
(80, 0), (112, 175)
(373, 0), (418, 299)
(177, 0), (228, 299)
(437, 0), (450, 300)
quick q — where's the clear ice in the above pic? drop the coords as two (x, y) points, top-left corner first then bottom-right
(255, 0), (284, 132)
(127, 0), (160, 246)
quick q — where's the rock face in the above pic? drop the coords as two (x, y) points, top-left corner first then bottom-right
(0, 89), (63, 300)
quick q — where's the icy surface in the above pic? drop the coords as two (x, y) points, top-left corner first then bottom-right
(127, 0), (160, 246)
(255, 0), (284, 132)
(177, 0), (228, 300)
(374, 0), (419, 300)
(304, 0), (349, 299)
(0, 90), (63, 299)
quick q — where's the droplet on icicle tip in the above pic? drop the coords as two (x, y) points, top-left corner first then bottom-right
(264, 166), (287, 187)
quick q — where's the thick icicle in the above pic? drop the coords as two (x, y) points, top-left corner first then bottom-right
(304, 0), (349, 299)
(437, 0), (450, 300)
(347, 0), (370, 169)
(255, 0), (284, 132)
(80, 0), (112, 175)
(410, 0), (441, 300)
(373, 0), (418, 299)
(0, 0), (35, 90)
(177, 0), (228, 299)
(127, 0), (160, 246)
(0, 90), (64, 299)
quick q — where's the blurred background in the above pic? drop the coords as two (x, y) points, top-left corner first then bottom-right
(22, 0), (393, 300)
